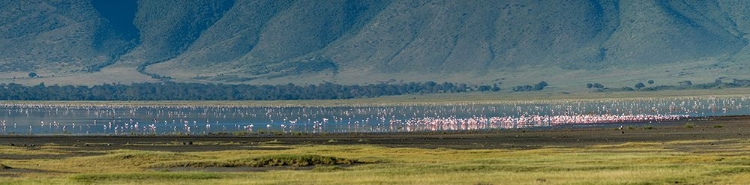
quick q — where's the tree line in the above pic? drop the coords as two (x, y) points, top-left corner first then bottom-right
(0, 81), (502, 101)
(512, 81), (548, 92)
(590, 79), (750, 92)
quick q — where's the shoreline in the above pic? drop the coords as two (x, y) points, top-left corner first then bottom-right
(2, 115), (748, 151)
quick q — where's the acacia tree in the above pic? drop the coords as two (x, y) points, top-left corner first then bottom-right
(592, 83), (604, 89)
(534, 81), (549, 90)
(635, 82), (645, 89)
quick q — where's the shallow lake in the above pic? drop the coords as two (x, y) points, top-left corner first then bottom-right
(1, 96), (748, 135)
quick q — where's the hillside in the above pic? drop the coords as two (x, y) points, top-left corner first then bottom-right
(1, 0), (750, 91)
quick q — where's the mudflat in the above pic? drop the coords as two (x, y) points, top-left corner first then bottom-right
(2, 116), (747, 153)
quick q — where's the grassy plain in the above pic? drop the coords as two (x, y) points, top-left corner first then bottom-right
(1, 140), (750, 184)
(1, 117), (750, 184)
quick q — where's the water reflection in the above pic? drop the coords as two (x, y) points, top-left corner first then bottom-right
(0, 96), (747, 135)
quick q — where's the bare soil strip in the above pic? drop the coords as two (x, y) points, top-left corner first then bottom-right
(2, 116), (748, 154)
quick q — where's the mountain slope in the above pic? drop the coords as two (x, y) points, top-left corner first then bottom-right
(0, 0), (134, 73)
(1, 0), (749, 89)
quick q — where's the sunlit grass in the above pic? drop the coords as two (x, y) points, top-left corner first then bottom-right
(0, 145), (74, 157)
(2, 139), (750, 184)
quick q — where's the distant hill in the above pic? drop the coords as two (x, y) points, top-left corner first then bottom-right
(2, 0), (750, 91)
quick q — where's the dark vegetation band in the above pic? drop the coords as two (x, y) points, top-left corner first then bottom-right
(0, 81), (505, 101)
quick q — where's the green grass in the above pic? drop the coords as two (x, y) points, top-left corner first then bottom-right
(70, 172), (224, 184)
(2, 140), (750, 184)
(684, 123), (696, 128)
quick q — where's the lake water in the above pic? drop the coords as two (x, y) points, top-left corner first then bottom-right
(1, 96), (748, 135)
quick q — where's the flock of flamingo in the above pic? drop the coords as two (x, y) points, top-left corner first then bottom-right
(0, 96), (747, 135)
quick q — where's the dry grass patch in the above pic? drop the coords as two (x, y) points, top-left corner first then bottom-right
(26, 150), (207, 173)
(0, 145), (69, 156)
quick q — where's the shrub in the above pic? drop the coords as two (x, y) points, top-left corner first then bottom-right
(684, 123), (696, 129)
(231, 154), (359, 167)
(635, 82), (645, 89)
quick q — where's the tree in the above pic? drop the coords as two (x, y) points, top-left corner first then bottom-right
(635, 82), (645, 89)
(586, 83), (593, 89)
(478, 85), (492, 92)
(534, 81), (549, 91)
(593, 83), (604, 89)
(491, 84), (501, 92)
(679, 80), (693, 87)
(647, 80), (654, 84)
(28, 72), (37, 78)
